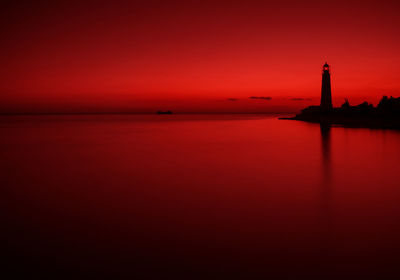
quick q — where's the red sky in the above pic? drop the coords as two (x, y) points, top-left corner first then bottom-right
(1, 0), (399, 113)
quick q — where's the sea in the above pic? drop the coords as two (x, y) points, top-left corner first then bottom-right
(2, 114), (400, 279)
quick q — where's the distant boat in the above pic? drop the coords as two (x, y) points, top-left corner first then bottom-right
(157, 110), (173, 115)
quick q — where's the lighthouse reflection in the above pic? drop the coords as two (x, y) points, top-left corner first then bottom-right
(319, 123), (333, 253)
(320, 123), (332, 185)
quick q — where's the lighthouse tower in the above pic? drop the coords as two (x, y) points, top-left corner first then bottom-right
(320, 62), (333, 111)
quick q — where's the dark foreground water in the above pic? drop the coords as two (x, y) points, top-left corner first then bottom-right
(2, 114), (400, 279)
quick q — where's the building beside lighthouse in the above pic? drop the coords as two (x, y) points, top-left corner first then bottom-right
(320, 62), (333, 110)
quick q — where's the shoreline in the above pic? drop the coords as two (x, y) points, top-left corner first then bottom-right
(279, 115), (400, 130)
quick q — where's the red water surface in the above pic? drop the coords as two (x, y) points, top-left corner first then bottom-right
(2, 115), (400, 279)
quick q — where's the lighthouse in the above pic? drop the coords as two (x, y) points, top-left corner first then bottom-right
(320, 62), (333, 111)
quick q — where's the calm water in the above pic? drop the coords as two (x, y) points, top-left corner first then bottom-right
(2, 115), (400, 279)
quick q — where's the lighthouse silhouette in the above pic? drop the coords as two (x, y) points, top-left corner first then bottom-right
(320, 62), (333, 111)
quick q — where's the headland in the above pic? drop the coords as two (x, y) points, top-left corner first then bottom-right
(282, 96), (400, 129)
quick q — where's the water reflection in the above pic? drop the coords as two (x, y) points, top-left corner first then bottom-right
(319, 123), (333, 263)
(320, 123), (332, 187)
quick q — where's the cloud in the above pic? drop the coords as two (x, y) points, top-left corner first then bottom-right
(249, 96), (272, 100)
(227, 98), (239, 101)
